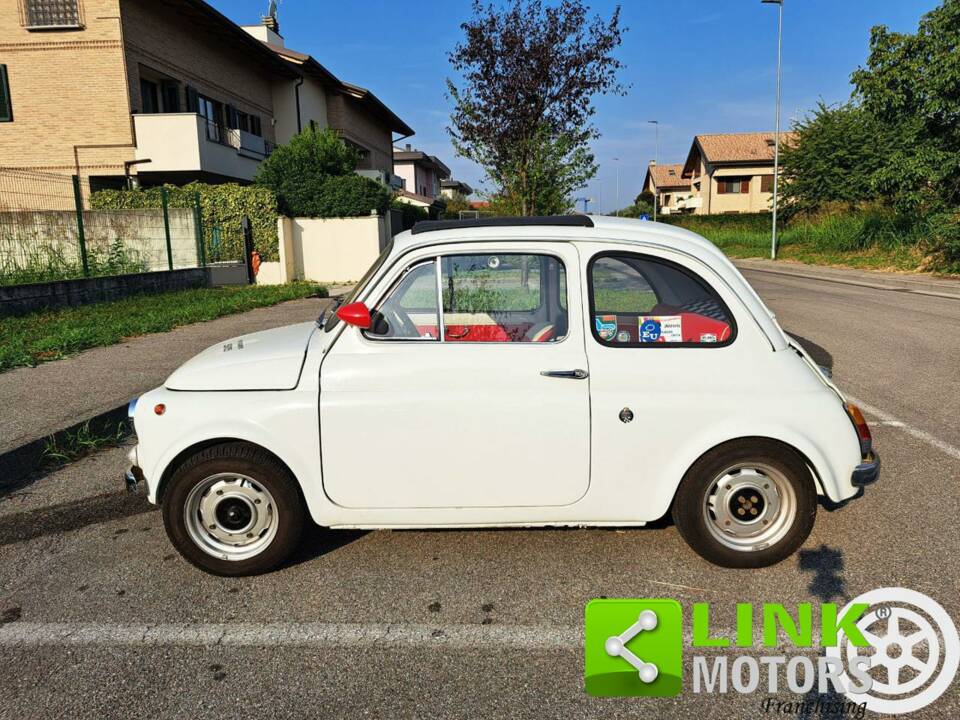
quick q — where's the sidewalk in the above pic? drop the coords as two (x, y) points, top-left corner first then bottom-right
(733, 258), (960, 299)
(0, 295), (334, 462)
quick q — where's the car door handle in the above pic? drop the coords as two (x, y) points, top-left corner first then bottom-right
(540, 369), (589, 379)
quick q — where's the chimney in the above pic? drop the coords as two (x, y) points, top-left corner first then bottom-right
(405, 143), (412, 151)
(649, 159), (657, 166)
(261, 14), (279, 34)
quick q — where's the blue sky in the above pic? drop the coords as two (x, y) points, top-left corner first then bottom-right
(211, 0), (939, 212)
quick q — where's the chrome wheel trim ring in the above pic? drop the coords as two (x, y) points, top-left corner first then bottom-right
(184, 472), (278, 561)
(702, 463), (797, 552)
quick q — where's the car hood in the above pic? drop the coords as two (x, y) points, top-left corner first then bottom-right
(165, 322), (318, 391)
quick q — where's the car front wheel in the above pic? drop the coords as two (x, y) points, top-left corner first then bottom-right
(672, 440), (817, 568)
(162, 442), (305, 576)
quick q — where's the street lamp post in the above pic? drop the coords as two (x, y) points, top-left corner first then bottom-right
(614, 157), (620, 216)
(763, 0), (784, 260)
(647, 120), (659, 221)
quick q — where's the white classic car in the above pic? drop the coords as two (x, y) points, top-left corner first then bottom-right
(127, 216), (879, 575)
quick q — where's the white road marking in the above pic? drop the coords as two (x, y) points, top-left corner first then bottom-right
(849, 396), (960, 462)
(0, 622), (581, 648)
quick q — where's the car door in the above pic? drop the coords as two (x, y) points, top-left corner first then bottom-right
(319, 242), (590, 510)
(581, 245), (757, 522)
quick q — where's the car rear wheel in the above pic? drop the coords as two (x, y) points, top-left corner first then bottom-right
(672, 440), (817, 568)
(162, 443), (305, 576)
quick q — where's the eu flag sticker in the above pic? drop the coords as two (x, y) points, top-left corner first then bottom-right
(584, 598), (683, 697)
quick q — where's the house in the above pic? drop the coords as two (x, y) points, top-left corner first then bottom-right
(0, 0), (412, 193)
(392, 144), (452, 210)
(641, 162), (693, 215)
(440, 179), (473, 199)
(0, 0), (299, 190)
(680, 132), (795, 215)
(242, 18), (413, 188)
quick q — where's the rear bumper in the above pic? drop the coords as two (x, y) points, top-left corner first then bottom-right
(851, 450), (880, 487)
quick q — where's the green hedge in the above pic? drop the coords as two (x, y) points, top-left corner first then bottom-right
(89, 182), (280, 261)
(303, 174), (392, 218)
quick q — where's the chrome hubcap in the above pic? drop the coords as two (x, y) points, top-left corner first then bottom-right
(184, 473), (278, 561)
(702, 463), (796, 552)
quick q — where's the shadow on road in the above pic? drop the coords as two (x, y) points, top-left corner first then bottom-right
(786, 332), (834, 373)
(0, 491), (154, 546)
(798, 543), (848, 603)
(283, 524), (369, 570)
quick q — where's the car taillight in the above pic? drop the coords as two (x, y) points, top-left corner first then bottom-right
(844, 402), (872, 457)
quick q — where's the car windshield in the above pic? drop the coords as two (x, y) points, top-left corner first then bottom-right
(323, 240), (394, 332)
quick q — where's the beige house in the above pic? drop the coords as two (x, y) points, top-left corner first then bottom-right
(0, 0), (411, 193)
(642, 162), (693, 215)
(244, 21), (413, 185)
(681, 132), (796, 215)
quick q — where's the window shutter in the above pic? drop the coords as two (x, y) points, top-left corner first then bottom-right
(0, 65), (11, 122)
(741, 178), (750, 193)
(185, 85), (199, 113)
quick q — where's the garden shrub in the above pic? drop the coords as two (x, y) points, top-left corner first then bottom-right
(90, 182), (279, 261)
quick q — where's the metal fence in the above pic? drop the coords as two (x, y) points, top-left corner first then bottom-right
(0, 168), (206, 287)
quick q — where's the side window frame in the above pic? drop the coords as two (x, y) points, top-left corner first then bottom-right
(361, 248), (570, 345)
(586, 250), (738, 349)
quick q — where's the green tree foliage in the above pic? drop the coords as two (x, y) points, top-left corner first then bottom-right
(778, 102), (896, 217)
(447, 0), (626, 215)
(90, 182), (279, 261)
(438, 192), (472, 220)
(254, 127), (391, 218)
(851, 0), (960, 213)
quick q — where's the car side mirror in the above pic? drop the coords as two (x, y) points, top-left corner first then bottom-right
(335, 302), (372, 329)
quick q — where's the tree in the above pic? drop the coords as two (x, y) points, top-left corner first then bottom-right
(778, 101), (896, 217)
(439, 192), (473, 219)
(851, 0), (960, 212)
(255, 127), (389, 217)
(447, 0), (626, 215)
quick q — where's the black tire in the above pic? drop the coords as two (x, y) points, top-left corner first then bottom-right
(671, 439), (817, 569)
(162, 442), (305, 576)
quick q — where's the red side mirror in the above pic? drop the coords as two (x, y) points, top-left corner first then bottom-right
(336, 301), (372, 329)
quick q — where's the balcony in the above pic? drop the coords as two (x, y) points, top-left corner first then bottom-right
(133, 113), (273, 182)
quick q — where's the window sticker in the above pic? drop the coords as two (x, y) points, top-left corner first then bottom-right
(638, 315), (682, 343)
(699, 333), (718, 343)
(616, 330), (631, 343)
(595, 315), (618, 341)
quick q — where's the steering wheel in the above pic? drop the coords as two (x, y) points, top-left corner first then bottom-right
(383, 306), (420, 338)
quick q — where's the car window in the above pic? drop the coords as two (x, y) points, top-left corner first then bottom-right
(365, 260), (439, 340)
(589, 254), (734, 346)
(440, 253), (567, 343)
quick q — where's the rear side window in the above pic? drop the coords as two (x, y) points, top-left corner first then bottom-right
(589, 253), (735, 347)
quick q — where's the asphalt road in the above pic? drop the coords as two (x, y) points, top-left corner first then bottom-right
(1, 269), (958, 719)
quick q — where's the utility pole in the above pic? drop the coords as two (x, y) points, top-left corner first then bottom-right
(648, 120), (659, 221)
(763, 0), (784, 260)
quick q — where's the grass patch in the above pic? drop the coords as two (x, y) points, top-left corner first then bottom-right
(41, 418), (132, 470)
(0, 281), (327, 372)
(665, 210), (958, 274)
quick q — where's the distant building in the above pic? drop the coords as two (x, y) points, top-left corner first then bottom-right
(680, 132), (796, 215)
(440, 179), (473, 198)
(392, 144), (450, 202)
(642, 163), (693, 215)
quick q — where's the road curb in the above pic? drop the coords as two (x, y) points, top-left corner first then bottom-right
(0, 404), (129, 495)
(733, 259), (960, 299)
